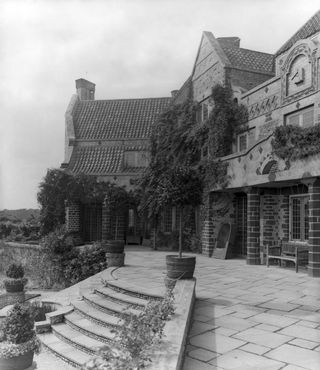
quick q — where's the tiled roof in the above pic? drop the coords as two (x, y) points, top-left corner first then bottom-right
(220, 46), (274, 74)
(68, 146), (148, 175)
(275, 10), (320, 56)
(73, 98), (171, 140)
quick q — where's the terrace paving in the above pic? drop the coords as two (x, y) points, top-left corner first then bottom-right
(19, 246), (320, 369)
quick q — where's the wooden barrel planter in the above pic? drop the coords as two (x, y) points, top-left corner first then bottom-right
(4, 279), (26, 293)
(106, 252), (125, 267)
(103, 240), (125, 254)
(0, 351), (34, 370)
(166, 255), (196, 279)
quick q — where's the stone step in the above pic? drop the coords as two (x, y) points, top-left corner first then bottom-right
(72, 300), (123, 328)
(65, 311), (116, 344)
(83, 292), (141, 316)
(52, 323), (105, 355)
(95, 286), (148, 309)
(105, 280), (163, 301)
(39, 332), (92, 368)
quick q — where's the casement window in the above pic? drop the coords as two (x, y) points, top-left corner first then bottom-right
(163, 207), (173, 233)
(237, 132), (248, 152)
(128, 209), (135, 228)
(285, 106), (314, 128)
(289, 195), (309, 242)
(197, 101), (210, 124)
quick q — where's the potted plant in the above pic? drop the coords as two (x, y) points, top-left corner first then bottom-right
(0, 303), (41, 370)
(141, 165), (202, 279)
(103, 185), (131, 267)
(4, 264), (27, 294)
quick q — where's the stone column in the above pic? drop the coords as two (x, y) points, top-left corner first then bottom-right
(246, 187), (261, 265)
(200, 191), (214, 256)
(308, 179), (320, 277)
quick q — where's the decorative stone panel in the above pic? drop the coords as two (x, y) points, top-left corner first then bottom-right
(247, 188), (261, 265)
(65, 202), (80, 232)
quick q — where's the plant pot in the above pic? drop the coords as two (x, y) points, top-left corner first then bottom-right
(104, 240), (125, 253)
(106, 252), (125, 267)
(166, 255), (196, 279)
(4, 279), (26, 293)
(0, 351), (34, 370)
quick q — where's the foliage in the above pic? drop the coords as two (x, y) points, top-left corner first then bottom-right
(0, 336), (41, 359)
(6, 264), (24, 279)
(1, 304), (36, 345)
(37, 169), (135, 236)
(63, 243), (107, 285)
(29, 301), (53, 322)
(83, 289), (175, 370)
(272, 124), (320, 162)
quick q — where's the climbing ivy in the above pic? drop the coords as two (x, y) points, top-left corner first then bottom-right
(272, 124), (320, 162)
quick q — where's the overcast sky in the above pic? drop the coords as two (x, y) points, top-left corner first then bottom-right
(1, 0), (319, 210)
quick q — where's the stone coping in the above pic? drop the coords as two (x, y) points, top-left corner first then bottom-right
(150, 278), (196, 370)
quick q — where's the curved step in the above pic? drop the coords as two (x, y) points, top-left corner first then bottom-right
(72, 300), (123, 328)
(39, 332), (91, 368)
(83, 292), (141, 317)
(94, 286), (148, 309)
(65, 311), (116, 344)
(105, 280), (163, 301)
(52, 323), (105, 355)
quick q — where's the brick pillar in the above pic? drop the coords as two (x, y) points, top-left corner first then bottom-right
(65, 201), (80, 233)
(200, 191), (214, 256)
(246, 188), (261, 265)
(102, 200), (112, 242)
(308, 179), (320, 277)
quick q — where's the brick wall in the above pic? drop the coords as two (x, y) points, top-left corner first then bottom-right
(65, 202), (80, 232)
(201, 192), (235, 256)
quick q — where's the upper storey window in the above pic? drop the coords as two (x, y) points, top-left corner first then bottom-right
(285, 106), (314, 128)
(124, 151), (149, 168)
(196, 101), (210, 124)
(237, 132), (248, 152)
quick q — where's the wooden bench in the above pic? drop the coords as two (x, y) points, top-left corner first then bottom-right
(266, 242), (309, 273)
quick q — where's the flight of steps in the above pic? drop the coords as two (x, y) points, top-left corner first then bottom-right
(38, 282), (161, 368)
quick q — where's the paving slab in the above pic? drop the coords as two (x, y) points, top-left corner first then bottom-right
(278, 324), (320, 343)
(233, 327), (293, 348)
(210, 348), (284, 369)
(266, 343), (320, 370)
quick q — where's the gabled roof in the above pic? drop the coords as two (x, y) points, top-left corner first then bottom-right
(68, 146), (149, 175)
(172, 76), (192, 104)
(219, 45), (274, 75)
(73, 97), (171, 140)
(275, 10), (320, 56)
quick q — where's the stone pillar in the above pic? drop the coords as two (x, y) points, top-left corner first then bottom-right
(308, 179), (320, 277)
(246, 187), (261, 265)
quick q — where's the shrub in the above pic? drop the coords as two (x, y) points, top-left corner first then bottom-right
(0, 304), (41, 358)
(63, 243), (107, 286)
(83, 288), (175, 369)
(6, 264), (24, 279)
(2, 304), (35, 344)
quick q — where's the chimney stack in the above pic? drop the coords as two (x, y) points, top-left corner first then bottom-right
(217, 37), (240, 49)
(76, 78), (95, 100)
(171, 90), (179, 98)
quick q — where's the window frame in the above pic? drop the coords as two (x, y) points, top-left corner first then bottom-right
(237, 132), (248, 152)
(289, 194), (309, 243)
(285, 105), (314, 128)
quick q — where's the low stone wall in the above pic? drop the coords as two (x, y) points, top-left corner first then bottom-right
(0, 241), (62, 289)
(152, 278), (196, 370)
(0, 241), (41, 274)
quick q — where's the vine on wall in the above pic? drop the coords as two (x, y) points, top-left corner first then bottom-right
(272, 124), (320, 162)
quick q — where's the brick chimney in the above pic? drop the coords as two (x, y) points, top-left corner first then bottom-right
(217, 37), (240, 48)
(75, 78), (95, 100)
(171, 90), (179, 98)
